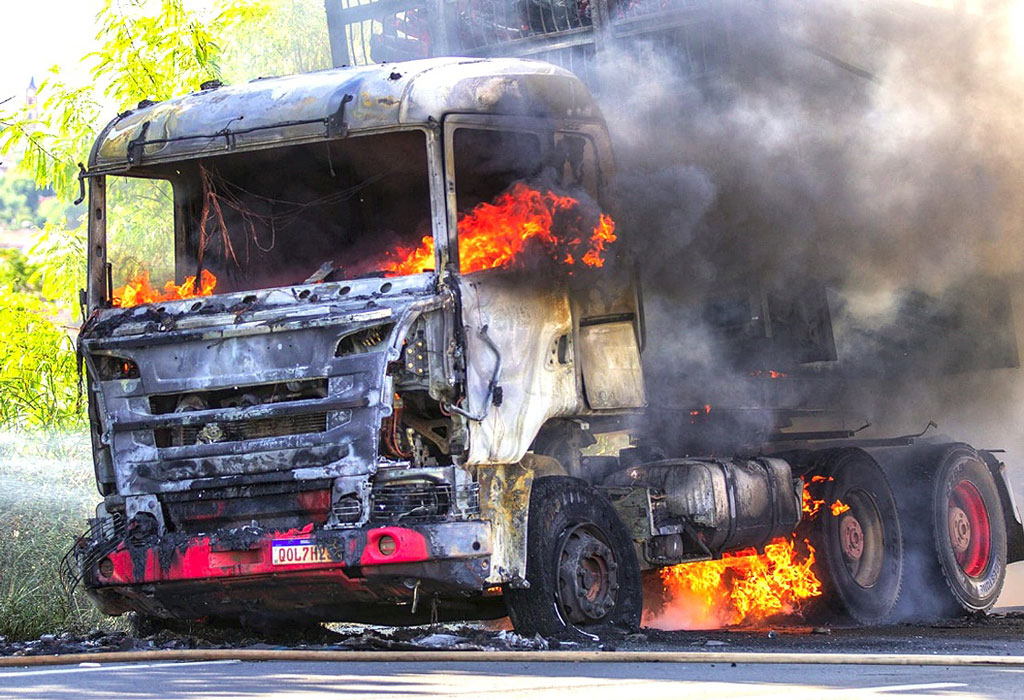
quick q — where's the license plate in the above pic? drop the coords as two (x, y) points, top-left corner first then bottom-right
(271, 538), (334, 566)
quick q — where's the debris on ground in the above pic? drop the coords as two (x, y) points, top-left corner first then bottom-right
(4, 612), (1024, 658)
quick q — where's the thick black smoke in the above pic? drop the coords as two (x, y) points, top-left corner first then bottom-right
(605, 2), (1023, 291)
(589, 1), (1024, 605)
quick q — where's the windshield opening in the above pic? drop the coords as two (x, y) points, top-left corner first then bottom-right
(106, 177), (176, 307)
(383, 127), (616, 277)
(106, 130), (433, 307)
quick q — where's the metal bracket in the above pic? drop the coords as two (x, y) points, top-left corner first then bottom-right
(74, 163), (88, 205)
(125, 494), (166, 534)
(126, 122), (151, 165)
(326, 94), (354, 138)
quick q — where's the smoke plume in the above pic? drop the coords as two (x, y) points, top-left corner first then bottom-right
(589, 1), (1024, 609)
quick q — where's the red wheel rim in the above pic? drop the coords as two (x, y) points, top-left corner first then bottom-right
(949, 480), (991, 578)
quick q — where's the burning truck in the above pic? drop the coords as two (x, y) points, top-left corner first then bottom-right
(67, 55), (1024, 636)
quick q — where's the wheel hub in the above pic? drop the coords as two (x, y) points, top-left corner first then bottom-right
(840, 514), (864, 560)
(557, 526), (619, 625)
(949, 480), (991, 578)
(947, 505), (972, 555)
(834, 487), (885, 588)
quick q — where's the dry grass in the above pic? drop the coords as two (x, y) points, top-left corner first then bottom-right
(0, 432), (124, 641)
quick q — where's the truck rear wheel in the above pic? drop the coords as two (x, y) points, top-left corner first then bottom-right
(919, 446), (1006, 614)
(814, 450), (904, 624)
(504, 476), (642, 638)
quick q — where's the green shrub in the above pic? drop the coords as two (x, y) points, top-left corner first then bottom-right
(0, 288), (82, 431)
(0, 249), (41, 293)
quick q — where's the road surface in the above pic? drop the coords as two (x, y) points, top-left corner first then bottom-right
(1, 658), (1021, 699)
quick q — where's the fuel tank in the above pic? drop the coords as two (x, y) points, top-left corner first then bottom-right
(605, 457), (802, 553)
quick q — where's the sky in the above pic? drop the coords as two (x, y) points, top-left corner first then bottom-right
(0, 0), (226, 110)
(0, 1), (102, 107)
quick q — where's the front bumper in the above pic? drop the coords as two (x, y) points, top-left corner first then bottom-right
(82, 520), (493, 622)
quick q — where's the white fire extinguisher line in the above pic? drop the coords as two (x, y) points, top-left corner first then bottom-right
(1, 649), (1024, 669)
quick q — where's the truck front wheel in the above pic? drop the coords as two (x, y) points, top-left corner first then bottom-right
(504, 476), (642, 638)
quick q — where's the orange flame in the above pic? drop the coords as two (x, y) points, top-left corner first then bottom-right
(381, 183), (616, 276)
(803, 478), (849, 519)
(751, 369), (788, 379)
(112, 269), (217, 308)
(650, 538), (822, 629)
(802, 480), (826, 519)
(830, 499), (851, 516)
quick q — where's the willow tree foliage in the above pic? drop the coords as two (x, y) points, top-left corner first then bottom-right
(0, 0), (331, 429)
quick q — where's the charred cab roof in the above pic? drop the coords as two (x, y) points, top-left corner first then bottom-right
(88, 57), (601, 174)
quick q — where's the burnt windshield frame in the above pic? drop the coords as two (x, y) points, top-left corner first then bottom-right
(88, 126), (445, 309)
(441, 115), (613, 275)
(86, 171), (182, 311)
(177, 128), (436, 294)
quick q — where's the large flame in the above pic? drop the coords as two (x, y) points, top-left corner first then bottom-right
(648, 475), (849, 630)
(649, 537), (823, 629)
(381, 183), (617, 275)
(112, 269), (217, 308)
(112, 184), (612, 307)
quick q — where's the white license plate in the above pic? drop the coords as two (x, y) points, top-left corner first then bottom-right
(271, 538), (333, 566)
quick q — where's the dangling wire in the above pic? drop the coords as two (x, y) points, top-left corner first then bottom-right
(196, 164), (240, 284)
(195, 161), (393, 272)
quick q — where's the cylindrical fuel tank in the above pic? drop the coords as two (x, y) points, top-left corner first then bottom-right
(604, 457), (802, 554)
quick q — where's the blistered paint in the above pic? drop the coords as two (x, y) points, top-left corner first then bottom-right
(459, 270), (582, 465)
(89, 58), (600, 174)
(477, 462), (534, 585)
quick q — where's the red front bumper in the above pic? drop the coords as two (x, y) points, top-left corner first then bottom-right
(83, 520), (494, 623)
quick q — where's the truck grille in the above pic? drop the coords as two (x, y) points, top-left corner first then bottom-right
(370, 482), (480, 522)
(149, 378), (328, 415)
(154, 413), (327, 447)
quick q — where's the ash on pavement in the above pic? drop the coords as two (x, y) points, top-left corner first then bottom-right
(3, 611), (1024, 658)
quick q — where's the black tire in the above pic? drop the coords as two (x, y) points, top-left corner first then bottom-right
(812, 449), (904, 624)
(504, 476), (642, 638)
(914, 446), (1006, 615)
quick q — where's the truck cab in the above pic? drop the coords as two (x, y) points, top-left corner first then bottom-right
(75, 57), (648, 630)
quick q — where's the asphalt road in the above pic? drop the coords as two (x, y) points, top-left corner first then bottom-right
(1, 659), (1022, 699)
(4, 613), (1024, 697)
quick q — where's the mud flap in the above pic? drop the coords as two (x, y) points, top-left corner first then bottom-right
(979, 450), (1024, 564)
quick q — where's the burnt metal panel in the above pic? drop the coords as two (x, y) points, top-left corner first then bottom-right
(81, 283), (443, 497)
(88, 58), (601, 174)
(458, 270), (582, 465)
(577, 320), (646, 409)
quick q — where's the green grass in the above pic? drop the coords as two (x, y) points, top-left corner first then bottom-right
(0, 431), (125, 641)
